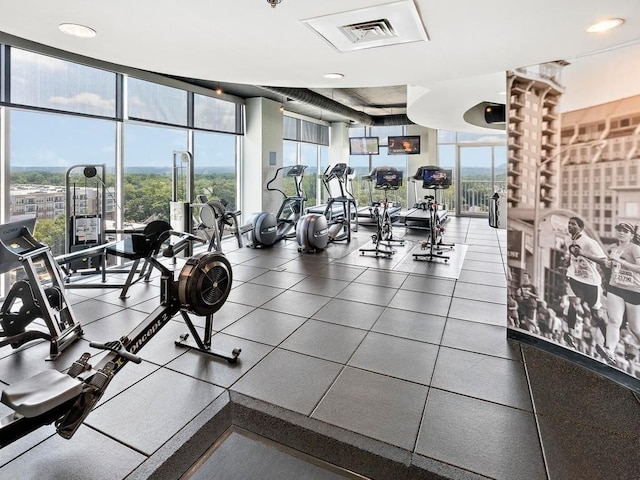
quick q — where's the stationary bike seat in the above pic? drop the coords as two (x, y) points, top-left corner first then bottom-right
(1, 369), (83, 418)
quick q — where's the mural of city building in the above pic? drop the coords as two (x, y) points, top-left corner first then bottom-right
(506, 45), (640, 390)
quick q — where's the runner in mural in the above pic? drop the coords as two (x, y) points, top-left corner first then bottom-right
(562, 217), (609, 361)
(600, 222), (640, 365)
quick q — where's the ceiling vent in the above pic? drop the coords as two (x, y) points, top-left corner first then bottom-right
(340, 18), (398, 44)
(303, 0), (428, 52)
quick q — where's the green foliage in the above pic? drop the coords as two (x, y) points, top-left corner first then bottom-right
(34, 215), (66, 255)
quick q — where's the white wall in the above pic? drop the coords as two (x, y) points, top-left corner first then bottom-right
(243, 97), (284, 217)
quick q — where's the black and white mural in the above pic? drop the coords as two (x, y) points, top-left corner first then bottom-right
(506, 42), (640, 392)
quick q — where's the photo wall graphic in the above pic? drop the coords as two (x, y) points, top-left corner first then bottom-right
(506, 41), (640, 392)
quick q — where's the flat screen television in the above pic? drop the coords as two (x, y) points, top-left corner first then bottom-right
(349, 137), (379, 155)
(388, 135), (420, 155)
(422, 168), (452, 189)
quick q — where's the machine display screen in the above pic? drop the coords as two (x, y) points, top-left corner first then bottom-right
(422, 168), (452, 188)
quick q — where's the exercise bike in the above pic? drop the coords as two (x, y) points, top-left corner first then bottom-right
(359, 167), (405, 258)
(412, 167), (454, 262)
(0, 226), (239, 448)
(246, 164), (307, 247)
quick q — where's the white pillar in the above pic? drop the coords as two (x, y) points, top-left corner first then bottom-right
(243, 97), (283, 216)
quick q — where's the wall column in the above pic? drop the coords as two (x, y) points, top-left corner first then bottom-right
(243, 97), (283, 217)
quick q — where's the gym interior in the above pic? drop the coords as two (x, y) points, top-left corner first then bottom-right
(1, 2), (640, 480)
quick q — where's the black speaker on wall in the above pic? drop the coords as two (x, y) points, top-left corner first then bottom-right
(484, 104), (505, 124)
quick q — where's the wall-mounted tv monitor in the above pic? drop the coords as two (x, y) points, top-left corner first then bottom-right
(388, 135), (420, 155)
(349, 137), (379, 155)
(422, 168), (452, 189)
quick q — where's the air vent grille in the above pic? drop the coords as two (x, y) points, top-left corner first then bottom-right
(340, 18), (397, 44)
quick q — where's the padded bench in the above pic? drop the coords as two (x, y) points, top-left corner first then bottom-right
(1, 369), (83, 418)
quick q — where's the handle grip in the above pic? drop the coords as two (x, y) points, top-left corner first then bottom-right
(89, 341), (142, 364)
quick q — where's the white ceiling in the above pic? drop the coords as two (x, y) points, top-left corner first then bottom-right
(1, 0), (640, 131)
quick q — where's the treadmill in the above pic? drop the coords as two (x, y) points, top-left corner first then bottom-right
(399, 166), (450, 230)
(356, 168), (403, 226)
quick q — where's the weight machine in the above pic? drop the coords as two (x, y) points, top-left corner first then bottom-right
(0, 228), (239, 447)
(359, 167), (405, 258)
(0, 218), (83, 360)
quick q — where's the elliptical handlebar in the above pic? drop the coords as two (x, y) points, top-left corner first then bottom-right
(266, 164), (307, 199)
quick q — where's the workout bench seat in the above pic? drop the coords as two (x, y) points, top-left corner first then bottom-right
(1, 369), (83, 418)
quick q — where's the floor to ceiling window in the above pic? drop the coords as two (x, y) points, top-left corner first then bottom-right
(349, 125), (408, 208)
(283, 116), (329, 209)
(437, 130), (506, 216)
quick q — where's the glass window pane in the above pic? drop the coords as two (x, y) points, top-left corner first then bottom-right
(194, 94), (238, 133)
(10, 48), (116, 117)
(437, 130), (456, 144)
(300, 144), (318, 207)
(193, 131), (238, 210)
(370, 125), (403, 146)
(123, 123), (188, 224)
(283, 116), (298, 140)
(127, 77), (187, 126)
(9, 110), (116, 255)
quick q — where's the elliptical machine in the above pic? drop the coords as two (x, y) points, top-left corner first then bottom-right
(246, 164), (307, 248)
(305, 163), (357, 243)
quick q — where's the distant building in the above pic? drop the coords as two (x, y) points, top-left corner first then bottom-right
(10, 184), (116, 220)
(559, 95), (640, 240)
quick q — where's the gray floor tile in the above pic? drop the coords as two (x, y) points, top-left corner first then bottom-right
(280, 319), (367, 363)
(231, 349), (342, 415)
(313, 264), (367, 282)
(453, 281), (506, 304)
(260, 290), (331, 318)
(336, 282), (398, 307)
(68, 298), (125, 325)
(231, 264), (270, 282)
(457, 269), (507, 287)
(448, 297), (506, 326)
(241, 255), (291, 270)
(431, 347), (532, 410)
(416, 389), (546, 480)
(221, 308), (306, 346)
(0, 426), (145, 480)
(312, 366), (428, 450)
(248, 270), (308, 289)
(205, 301), (256, 331)
(399, 274), (456, 296)
(312, 298), (384, 330)
(441, 318), (519, 360)
(372, 307), (446, 345)
(523, 345), (640, 438)
(166, 333), (273, 388)
(538, 414), (640, 480)
(226, 282), (285, 307)
(353, 268), (408, 289)
(289, 275), (351, 297)
(87, 368), (224, 455)
(348, 332), (439, 384)
(461, 259), (505, 274)
(388, 289), (451, 317)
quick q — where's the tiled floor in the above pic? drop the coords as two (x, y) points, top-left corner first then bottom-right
(1, 217), (639, 479)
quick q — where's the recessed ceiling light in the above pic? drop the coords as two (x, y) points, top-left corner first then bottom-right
(585, 18), (624, 33)
(323, 73), (344, 79)
(59, 23), (97, 38)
